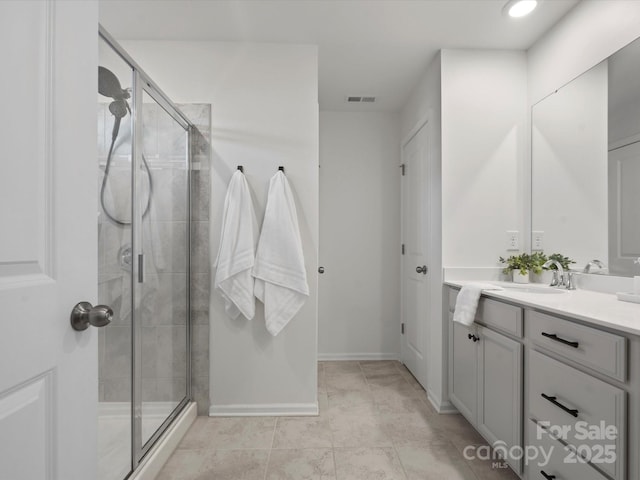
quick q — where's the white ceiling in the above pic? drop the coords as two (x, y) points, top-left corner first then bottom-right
(99, 0), (579, 112)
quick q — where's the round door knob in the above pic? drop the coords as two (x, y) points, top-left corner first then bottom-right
(416, 265), (428, 274)
(70, 302), (113, 331)
(318, 266), (325, 274)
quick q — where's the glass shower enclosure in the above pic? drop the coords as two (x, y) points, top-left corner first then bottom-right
(97, 27), (192, 480)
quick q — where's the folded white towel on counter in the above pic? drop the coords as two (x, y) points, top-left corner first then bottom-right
(253, 171), (309, 336)
(214, 170), (259, 320)
(453, 283), (504, 326)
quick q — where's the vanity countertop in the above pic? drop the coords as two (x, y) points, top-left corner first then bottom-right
(445, 280), (640, 336)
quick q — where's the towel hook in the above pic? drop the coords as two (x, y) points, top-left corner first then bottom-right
(278, 166), (285, 173)
(237, 165), (244, 172)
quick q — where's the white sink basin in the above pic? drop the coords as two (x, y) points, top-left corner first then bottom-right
(498, 285), (567, 295)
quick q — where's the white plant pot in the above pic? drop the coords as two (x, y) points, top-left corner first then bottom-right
(512, 269), (530, 283)
(531, 270), (553, 284)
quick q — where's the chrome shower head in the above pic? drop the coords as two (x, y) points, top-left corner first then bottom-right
(99, 66), (131, 120)
(98, 66), (129, 100)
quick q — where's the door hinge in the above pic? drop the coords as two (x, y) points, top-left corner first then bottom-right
(401, 244), (405, 255)
(401, 164), (406, 176)
(401, 323), (405, 335)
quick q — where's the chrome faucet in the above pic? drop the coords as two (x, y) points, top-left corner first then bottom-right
(565, 272), (577, 290)
(583, 259), (605, 274)
(543, 259), (565, 287)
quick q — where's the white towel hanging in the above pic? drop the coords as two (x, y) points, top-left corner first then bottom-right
(214, 169), (259, 320)
(452, 283), (504, 326)
(253, 170), (309, 336)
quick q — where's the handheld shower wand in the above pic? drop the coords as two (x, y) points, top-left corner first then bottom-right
(98, 66), (153, 226)
(99, 66), (130, 135)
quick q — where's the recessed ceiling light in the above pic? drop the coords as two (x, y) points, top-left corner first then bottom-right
(503, 0), (538, 18)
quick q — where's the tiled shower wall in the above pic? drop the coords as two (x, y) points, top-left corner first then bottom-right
(182, 104), (211, 415)
(97, 103), (211, 416)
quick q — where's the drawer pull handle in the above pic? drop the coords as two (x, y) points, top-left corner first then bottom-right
(541, 393), (579, 418)
(541, 332), (579, 348)
(540, 471), (556, 480)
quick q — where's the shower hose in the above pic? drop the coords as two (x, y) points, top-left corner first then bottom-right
(100, 113), (154, 226)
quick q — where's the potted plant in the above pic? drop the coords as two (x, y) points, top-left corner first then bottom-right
(547, 253), (576, 271)
(530, 252), (549, 283)
(499, 253), (533, 283)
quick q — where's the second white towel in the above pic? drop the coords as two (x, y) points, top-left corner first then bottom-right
(253, 170), (309, 336)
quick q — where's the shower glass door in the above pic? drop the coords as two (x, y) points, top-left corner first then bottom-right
(97, 37), (134, 480)
(137, 88), (190, 448)
(98, 27), (192, 480)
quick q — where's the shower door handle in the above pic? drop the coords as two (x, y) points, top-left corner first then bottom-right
(70, 302), (113, 331)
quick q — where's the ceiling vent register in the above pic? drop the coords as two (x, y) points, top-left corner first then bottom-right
(346, 96), (376, 103)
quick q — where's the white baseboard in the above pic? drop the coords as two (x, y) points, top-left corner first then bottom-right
(99, 401), (179, 418)
(130, 402), (197, 480)
(427, 390), (458, 414)
(209, 402), (319, 417)
(318, 353), (399, 361)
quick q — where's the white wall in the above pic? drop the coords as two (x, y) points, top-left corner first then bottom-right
(122, 40), (319, 414)
(318, 111), (401, 360)
(401, 53), (441, 141)
(528, 0), (640, 105)
(441, 50), (528, 269)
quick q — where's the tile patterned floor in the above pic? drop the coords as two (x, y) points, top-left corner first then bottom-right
(156, 360), (519, 479)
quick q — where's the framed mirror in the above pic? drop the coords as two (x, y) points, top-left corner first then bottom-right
(531, 36), (640, 277)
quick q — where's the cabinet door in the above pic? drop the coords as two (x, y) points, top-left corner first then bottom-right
(449, 317), (478, 423)
(477, 326), (523, 474)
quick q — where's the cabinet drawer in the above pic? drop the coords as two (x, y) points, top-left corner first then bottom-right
(476, 298), (522, 337)
(529, 350), (626, 480)
(527, 420), (607, 480)
(526, 310), (627, 381)
(449, 288), (522, 337)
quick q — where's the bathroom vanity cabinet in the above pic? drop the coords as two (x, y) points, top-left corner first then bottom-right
(447, 285), (640, 480)
(448, 295), (524, 474)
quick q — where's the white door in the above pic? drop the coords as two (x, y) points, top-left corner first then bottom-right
(400, 123), (429, 387)
(608, 141), (640, 275)
(0, 2), (99, 479)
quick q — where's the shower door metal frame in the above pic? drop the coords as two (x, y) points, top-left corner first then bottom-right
(99, 25), (193, 474)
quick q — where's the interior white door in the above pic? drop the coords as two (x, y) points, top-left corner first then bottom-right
(608, 141), (640, 275)
(0, 2), (99, 479)
(400, 123), (429, 387)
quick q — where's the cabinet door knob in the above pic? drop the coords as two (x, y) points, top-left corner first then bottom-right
(467, 333), (479, 343)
